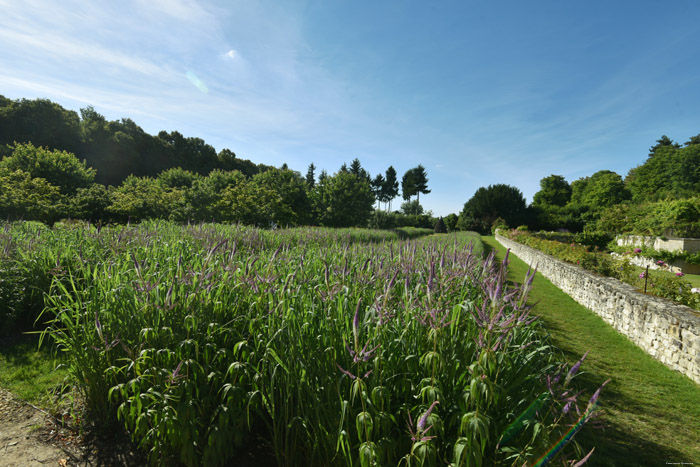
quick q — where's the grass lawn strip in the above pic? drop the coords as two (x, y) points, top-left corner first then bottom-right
(483, 235), (700, 466)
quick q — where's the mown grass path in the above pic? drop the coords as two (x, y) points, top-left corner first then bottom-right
(483, 236), (700, 466)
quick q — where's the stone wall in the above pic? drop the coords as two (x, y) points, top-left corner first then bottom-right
(617, 234), (700, 254)
(496, 233), (700, 384)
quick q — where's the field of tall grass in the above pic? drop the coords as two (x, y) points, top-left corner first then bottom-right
(1, 221), (603, 466)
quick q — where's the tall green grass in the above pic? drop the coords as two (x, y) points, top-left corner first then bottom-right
(4, 221), (602, 466)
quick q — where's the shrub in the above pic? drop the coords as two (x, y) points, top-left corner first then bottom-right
(491, 217), (508, 234)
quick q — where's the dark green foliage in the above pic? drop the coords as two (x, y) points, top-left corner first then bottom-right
(569, 170), (630, 209)
(371, 173), (385, 207)
(0, 98), (82, 155)
(0, 168), (63, 222)
(400, 199), (423, 215)
(69, 184), (113, 222)
(252, 168), (311, 226)
(383, 166), (400, 211)
(349, 158), (370, 180)
(572, 230), (614, 250)
(532, 175), (571, 207)
(157, 131), (218, 175)
(216, 148), (265, 178)
(444, 213), (458, 232)
(401, 165), (430, 202)
(433, 217), (446, 233)
(648, 135), (680, 158)
(490, 217), (508, 234)
(0, 96), (268, 188)
(0, 142), (95, 195)
(459, 184), (527, 232)
(312, 171), (375, 227)
(306, 163), (316, 187)
(455, 214), (488, 234)
(626, 143), (700, 202)
(158, 167), (201, 189)
(685, 134), (700, 146)
(528, 204), (586, 233)
(596, 197), (700, 237)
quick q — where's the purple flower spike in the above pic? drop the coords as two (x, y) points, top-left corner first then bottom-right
(639, 272), (646, 279)
(417, 400), (439, 432)
(676, 272), (685, 277)
(634, 248), (642, 253)
(568, 351), (589, 379)
(588, 379), (610, 406)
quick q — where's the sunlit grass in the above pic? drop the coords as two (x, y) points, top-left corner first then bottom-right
(0, 334), (68, 405)
(483, 236), (700, 466)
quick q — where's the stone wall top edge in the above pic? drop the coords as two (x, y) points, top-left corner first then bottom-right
(617, 234), (700, 242)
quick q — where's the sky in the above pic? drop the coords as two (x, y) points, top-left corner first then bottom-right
(1, 0), (700, 216)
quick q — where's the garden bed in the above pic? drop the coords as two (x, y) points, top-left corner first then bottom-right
(498, 229), (700, 311)
(0, 221), (605, 466)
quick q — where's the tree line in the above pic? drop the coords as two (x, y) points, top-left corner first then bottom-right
(0, 95), (436, 228)
(456, 133), (700, 237)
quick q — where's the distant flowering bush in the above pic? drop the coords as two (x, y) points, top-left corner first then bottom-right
(657, 260), (665, 266)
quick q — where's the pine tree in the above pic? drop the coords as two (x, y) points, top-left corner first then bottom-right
(383, 166), (399, 211)
(371, 173), (385, 209)
(305, 163), (316, 188)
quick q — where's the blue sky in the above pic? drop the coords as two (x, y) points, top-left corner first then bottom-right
(1, 0), (700, 216)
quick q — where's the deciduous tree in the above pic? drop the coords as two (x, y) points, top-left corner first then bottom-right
(532, 174), (571, 207)
(0, 142), (95, 195)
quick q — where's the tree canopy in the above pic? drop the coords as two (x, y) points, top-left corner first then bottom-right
(401, 165), (430, 202)
(383, 166), (400, 210)
(532, 174), (571, 207)
(0, 142), (95, 194)
(312, 171), (375, 227)
(459, 184), (527, 231)
(0, 96), (272, 187)
(570, 170), (629, 209)
(626, 143), (700, 202)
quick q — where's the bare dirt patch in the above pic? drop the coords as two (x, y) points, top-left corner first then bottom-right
(0, 388), (143, 467)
